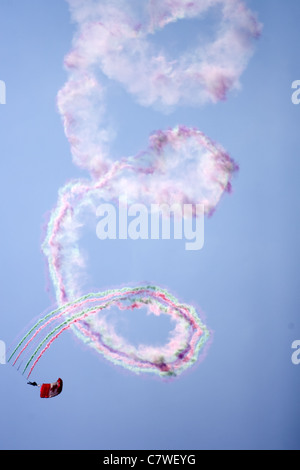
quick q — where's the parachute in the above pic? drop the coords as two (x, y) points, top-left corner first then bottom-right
(40, 378), (63, 399)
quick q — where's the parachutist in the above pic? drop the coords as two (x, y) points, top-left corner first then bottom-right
(27, 378), (63, 398)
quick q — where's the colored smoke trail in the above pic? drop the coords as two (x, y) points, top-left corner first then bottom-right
(60, 0), (261, 176)
(43, 125), (238, 305)
(9, 286), (210, 379)
(9, 0), (261, 379)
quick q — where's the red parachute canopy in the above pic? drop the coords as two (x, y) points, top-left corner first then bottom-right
(40, 378), (63, 398)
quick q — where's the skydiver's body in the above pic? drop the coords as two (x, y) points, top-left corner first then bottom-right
(27, 381), (39, 387)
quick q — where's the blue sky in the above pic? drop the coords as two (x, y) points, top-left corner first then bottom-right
(0, 0), (300, 450)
